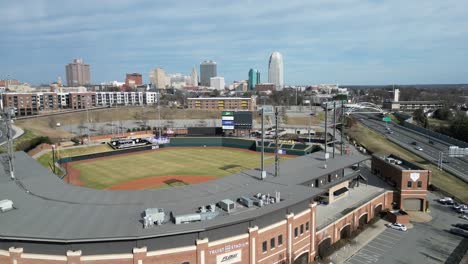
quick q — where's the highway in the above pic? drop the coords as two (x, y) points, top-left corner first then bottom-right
(355, 114), (468, 183)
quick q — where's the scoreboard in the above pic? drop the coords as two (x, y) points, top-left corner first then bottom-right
(222, 111), (253, 130)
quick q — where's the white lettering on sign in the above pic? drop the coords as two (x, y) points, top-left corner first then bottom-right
(208, 241), (249, 255)
(410, 173), (420, 182)
(216, 250), (241, 264)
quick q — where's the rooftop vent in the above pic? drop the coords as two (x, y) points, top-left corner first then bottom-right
(0, 200), (13, 212)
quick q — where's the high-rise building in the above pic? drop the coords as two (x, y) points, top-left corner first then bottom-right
(65, 59), (91, 87)
(248, 69), (261, 90)
(125, 73), (142, 88)
(191, 67), (198, 86)
(149, 67), (167, 89)
(268, 52), (284, 91)
(200, 60), (217, 86)
(210, 77), (225, 90)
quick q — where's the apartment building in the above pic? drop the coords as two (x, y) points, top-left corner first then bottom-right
(2, 92), (158, 116)
(188, 97), (256, 111)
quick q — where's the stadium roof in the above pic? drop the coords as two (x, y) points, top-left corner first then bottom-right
(0, 151), (368, 242)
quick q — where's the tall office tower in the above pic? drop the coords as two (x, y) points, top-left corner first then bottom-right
(65, 58), (91, 87)
(190, 67), (198, 86)
(200, 60), (217, 87)
(268, 52), (284, 91)
(248, 69), (261, 90)
(210, 77), (225, 90)
(125, 73), (143, 88)
(149, 67), (167, 89)
(191, 67), (198, 86)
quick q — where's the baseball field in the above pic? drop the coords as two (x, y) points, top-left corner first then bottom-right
(63, 147), (287, 190)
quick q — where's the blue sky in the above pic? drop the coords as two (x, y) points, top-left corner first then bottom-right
(1, 0), (468, 85)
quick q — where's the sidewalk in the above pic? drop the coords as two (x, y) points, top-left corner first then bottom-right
(326, 219), (390, 264)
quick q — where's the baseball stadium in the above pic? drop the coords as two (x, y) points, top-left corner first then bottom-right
(0, 136), (429, 264)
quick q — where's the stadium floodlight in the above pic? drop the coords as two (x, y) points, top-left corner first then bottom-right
(258, 107), (266, 180)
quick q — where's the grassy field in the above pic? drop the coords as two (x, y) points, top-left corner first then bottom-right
(347, 123), (468, 204)
(37, 144), (113, 171)
(70, 147), (285, 189)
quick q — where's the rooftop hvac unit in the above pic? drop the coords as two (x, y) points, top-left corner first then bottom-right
(143, 208), (165, 228)
(0, 200), (13, 212)
(219, 199), (236, 212)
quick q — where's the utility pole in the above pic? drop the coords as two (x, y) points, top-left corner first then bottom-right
(5, 108), (15, 180)
(86, 97), (91, 144)
(274, 107), (279, 177)
(333, 101), (336, 158)
(324, 103), (328, 155)
(341, 100), (345, 155)
(260, 107), (266, 180)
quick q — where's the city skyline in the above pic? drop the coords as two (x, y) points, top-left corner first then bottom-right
(1, 0), (468, 85)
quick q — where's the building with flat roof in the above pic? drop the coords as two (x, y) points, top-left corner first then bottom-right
(248, 69), (260, 90)
(125, 73), (143, 88)
(371, 153), (430, 211)
(200, 60), (217, 87)
(383, 100), (444, 111)
(188, 96), (256, 111)
(210, 76), (225, 90)
(149, 67), (167, 89)
(0, 145), (424, 263)
(2, 91), (158, 115)
(65, 58), (91, 87)
(255, 83), (275, 93)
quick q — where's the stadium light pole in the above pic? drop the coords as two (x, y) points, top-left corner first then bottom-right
(260, 107), (266, 180)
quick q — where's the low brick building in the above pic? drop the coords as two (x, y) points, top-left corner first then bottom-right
(371, 154), (430, 211)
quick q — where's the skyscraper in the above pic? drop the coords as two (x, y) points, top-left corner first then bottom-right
(149, 67), (167, 89)
(248, 69), (260, 90)
(200, 60), (217, 87)
(65, 59), (90, 87)
(191, 67), (198, 86)
(268, 52), (284, 91)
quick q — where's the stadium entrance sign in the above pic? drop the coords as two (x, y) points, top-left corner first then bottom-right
(216, 250), (241, 264)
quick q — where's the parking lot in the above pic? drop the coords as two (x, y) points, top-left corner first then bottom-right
(345, 228), (406, 264)
(339, 191), (468, 264)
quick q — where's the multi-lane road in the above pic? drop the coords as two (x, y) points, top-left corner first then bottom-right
(356, 114), (468, 183)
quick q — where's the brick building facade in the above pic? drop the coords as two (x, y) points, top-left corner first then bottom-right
(188, 97), (256, 111)
(371, 154), (430, 211)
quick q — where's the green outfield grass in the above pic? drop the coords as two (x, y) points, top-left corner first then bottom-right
(70, 147), (287, 189)
(37, 144), (113, 171)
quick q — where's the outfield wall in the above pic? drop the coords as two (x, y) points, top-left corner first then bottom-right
(58, 137), (314, 164)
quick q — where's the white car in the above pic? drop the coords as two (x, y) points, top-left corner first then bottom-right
(438, 197), (453, 204)
(415, 146), (423, 151)
(453, 204), (467, 210)
(460, 215), (468, 221)
(386, 223), (407, 232)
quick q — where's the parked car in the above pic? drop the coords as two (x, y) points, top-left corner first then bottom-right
(457, 207), (468, 214)
(386, 223), (407, 232)
(449, 228), (468, 238)
(454, 204), (468, 210)
(415, 146), (423, 151)
(411, 141), (418, 145)
(438, 197), (454, 204)
(454, 223), (468, 231)
(460, 215), (468, 221)
(428, 140), (434, 144)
